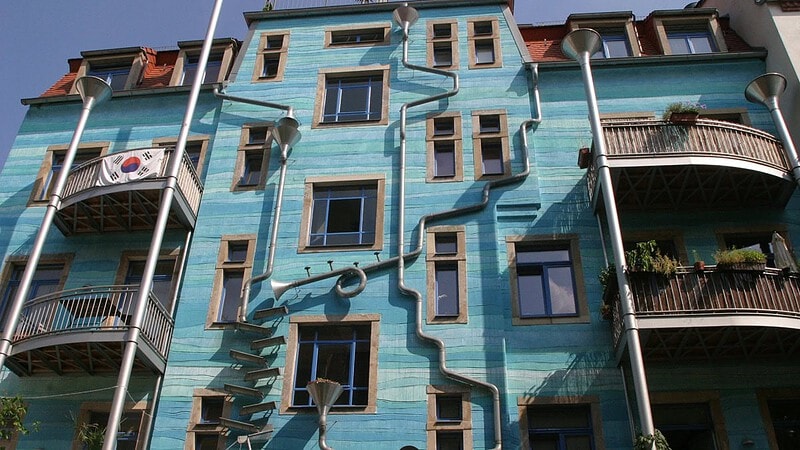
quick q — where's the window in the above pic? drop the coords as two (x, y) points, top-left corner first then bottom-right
(698, 108), (749, 125)
(326, 25), (390, 47)
(30, 143), (107, 205)
(427, 21), (458, 69)
(124, 259), (176, 310)
(0, 259), (68, 333)
(74, 48), (148, 94)
(472, 111), (510, 179)
(427, 385), (472, 450)
(152, 136), (210, 177)
(623, 236), (684, 262)
(299, 175), (385, 252)
(208, 235), (255, 328)
(763, 396), (800, 450)
(73, 402), (147, 450)
(426, 226), (467, 324)
(232, 124), (272, 191)
(181, 53), (222, 85)
(653, 403), (717, 449)
(507, 235), (588, 325)
(253, 32), (289, 82)
(185, 389), (231, 450)
(281, 314), (380, 414)
(314, 67), (390, 127)
(426, 113), (463, 182)
(467, 18), (501, 69)
(719, 230), (781, 268)
(89, 64), (132, 91)
(592, 29), (632, 59)
(652, 12), (728, 56)
(527, 405), (595, 450)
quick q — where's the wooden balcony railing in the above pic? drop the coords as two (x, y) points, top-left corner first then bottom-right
(608, 267), (800, 345)
(587, 119), (789, 196)
(13, 285), (174, 359)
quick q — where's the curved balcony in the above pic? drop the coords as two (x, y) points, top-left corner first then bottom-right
(6, 285), (173, 376)
(586, 119), (795, 211)
(608, 267), (800, 363)
(54, 147), (203, 236)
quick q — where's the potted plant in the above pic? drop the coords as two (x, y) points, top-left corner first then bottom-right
(713, 248), (767, 271)
(692, 250), (705, 272)
(77, 421), (105, 450)
(634, 429), (672, 450)
(0, 396), (39, 447)
(626, 241), (678, 277)
(663, 101), (706, 123)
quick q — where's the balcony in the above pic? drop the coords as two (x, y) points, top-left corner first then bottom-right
(608, 267), (800, 363)
(586, 119), (795, 212)
(5, 285), (173, 376)
(54, 148), (203, 236)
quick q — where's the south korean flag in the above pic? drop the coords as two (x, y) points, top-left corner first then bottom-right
(96, 148), (166, 186)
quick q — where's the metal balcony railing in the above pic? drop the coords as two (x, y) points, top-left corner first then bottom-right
(608, 267), (800, 345)
(587, 119), (788, 195)
(13, 285), (174, 358)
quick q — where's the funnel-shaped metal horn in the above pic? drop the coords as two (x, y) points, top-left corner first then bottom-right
(745, 72), (787, 106)
(392, 4), (419, 32)
(307, 379), (344, 450)
(561, 28), (602, 60)
(271, 279), (292, 301)
(272, 115), (302, 152)
(75, 76), (113, 106)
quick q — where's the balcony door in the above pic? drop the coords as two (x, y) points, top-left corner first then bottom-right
(124, 259), (175, 310)
(0, 263), (64, 332)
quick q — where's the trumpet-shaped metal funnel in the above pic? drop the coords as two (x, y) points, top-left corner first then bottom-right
(392, 4), (419, 34)
(75, 75), (113, 105)
(272, 115), (301, 153)
(745, 72), (787, 106)
(561, 28), (602, 60)
(307, 379), (344, 450)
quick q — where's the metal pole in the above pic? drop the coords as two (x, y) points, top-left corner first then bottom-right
(571, 39), (655, 437)
(102, 0), (225, 447)
(0, 77), (110, 369)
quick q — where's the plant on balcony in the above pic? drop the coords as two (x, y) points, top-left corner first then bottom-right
(663, 101), (706, 123)
(0, 396), (39, 445)
(626, 241), (678, 277)
(692, 250), (705, 271)
(713, 248), (767, 271)
(77, 421), (105, 450)
(634, 429), (672, 450)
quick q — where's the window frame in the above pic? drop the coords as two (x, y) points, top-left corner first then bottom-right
(427, 385), (473, 450)
(184, 388), (233, 450)
(651, 11), (728, 56)
(170, 39), (237, 86)
(517, 396), (604, 450)
(114, 250), (180, 313)
(567, 14), (640, 58)
(467, 17), (502, 69)
(71, 401), (148, 450)
(313, 66), (391, 128)
(72, 48), (149, 93)
(281, 314), (380, 414)
(758, 388), (800, 450)
(298, 174), (386, 253)
(426, 226), (468, 324)
(252, 31), (290, 83)
(507, 235), (589, 325)
(472, 110), (510, 180)
(649, 391), (729, 450)
(207, 235), (256, 328)
(426, 112), (463, 183)
(29, 142), (109, 206)
(324, 24), (391, 48)
(622, 230), (687, 264)
(152, 135), (210, 178)
(427, 20), (459, 69)
(715, 225), (787, 269)
(231, 123), (273, 191)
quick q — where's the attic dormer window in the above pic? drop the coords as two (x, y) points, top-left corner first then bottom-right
(76, 47), (149, 93)
(651, 9), (728, 55)
(88, 64), (131, 91)
(592, 29), (632, 59)
(666, 26), (717, 54)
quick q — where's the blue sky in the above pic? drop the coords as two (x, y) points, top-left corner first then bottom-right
(0, 0), (690, 170)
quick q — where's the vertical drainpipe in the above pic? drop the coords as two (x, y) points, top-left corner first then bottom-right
(102, 0), (225, 447)
(0, 76), (111, 369)
(561, 29), (655, 439)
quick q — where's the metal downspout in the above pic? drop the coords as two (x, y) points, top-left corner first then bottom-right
(565, 30), (655, 438)
(102, 0), (225, 447)
(212, 87), (296, 322)
(140, 229), (193, 450)
(0, 76), (111, 369)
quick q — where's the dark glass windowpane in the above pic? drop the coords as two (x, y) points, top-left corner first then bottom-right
(473, 21), (493, 36)
(518, 272), (545, 317)
(316, 343), (351, 384)
(436, 395), (462, 422)
(433, 23), (452, 39)
(433, 117), (455, 136)
(201, 397), (224, 424)
(437, 431), (464, 450)
(475, 40), (495, 64)
(435, 233), (458, 254)
(266, 35), (283, 49)
(218, 270), (243, 322)
(435, 263), (459, 317)
(479, 115), (501, 133)
(433, 43), (453, 67)
(481, 139), (504, 175)
(434, 142), (456, 178)
(196, 434), (221, 450)
(327, 198), (362, 233)
(517, 249), (570, 264)
(548, 266), (577, 315)
(227, 241), (248, 262)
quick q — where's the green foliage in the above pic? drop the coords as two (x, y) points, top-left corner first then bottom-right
(78, 422), (105, 450)
(662, 101), (706, 119)
(0, 396), (38, 440)
(713, 248), (767, 265)
(634, 429), (672, 450)
(262, 1), (273, 11)
(626, 241), (678, 276)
